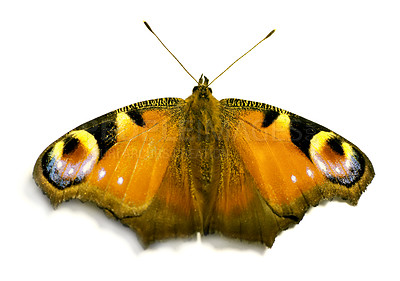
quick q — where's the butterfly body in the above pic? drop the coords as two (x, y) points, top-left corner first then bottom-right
(33, 75), (374, 247)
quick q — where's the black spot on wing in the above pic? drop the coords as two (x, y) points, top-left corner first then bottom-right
(85, 119), (117, 160)
(126, 110), (145, 127)
(62, 136), (79, 155)
(261, 110), (280, 128)
(290, 116), (329, 158)
(327, 137), (344, 155)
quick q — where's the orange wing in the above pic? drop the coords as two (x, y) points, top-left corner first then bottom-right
(206, 98), (374, 246)
(204, 139), (296, 247)
(33, 98), (202, 245)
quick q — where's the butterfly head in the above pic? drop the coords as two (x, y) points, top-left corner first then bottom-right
(192, 74), (213, 100)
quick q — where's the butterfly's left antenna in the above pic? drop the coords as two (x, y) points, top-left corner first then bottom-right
(208, 29), (276, 86)
(144, 21), (198, 84)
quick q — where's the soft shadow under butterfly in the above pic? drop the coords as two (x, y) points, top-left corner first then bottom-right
(33, 22), (374, 248)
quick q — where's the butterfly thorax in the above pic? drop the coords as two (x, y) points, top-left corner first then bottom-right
(184, 75), (222, 136)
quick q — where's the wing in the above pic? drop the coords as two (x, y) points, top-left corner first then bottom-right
(204, 139), (296, 247)
(207, 98), (374, 246)
(33, 98), (201, 246)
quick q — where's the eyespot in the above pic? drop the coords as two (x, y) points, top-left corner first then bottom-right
(309, 132), (365, 187)
(42, 130), (99, 189)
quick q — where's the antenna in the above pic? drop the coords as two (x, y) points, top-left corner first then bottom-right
(144, 21), (198, 83)
(208, 29), (276, 86)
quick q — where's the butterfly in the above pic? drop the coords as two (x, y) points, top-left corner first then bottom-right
(33, 23), (374, 248)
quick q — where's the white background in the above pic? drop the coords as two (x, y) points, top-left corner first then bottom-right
(1, 0), (399, 280)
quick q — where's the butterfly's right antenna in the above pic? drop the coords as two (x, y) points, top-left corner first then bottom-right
(208, 29), (276, 86)
(144, 21), (198, 84)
